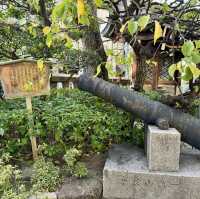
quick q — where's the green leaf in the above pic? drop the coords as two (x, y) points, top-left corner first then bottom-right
(51, 1), (66, 21)
(138, 15), (150, 31)
(195, 40), (200, 49)
(120, 22), (128, 33)
(162, 2), (170, 13)
(55, 131), (62, 142)
(106, 63), (116, 77)
(46, 33), (53, 48)
(182, 66), (193, 81)
(27, 0), (40, 12)
(192, 52), (200, 64)
(28, 25), (37, 37)
(19, 18), (27, 26)
(95, 0), (103, 7)
(79, 15), (90, 25)
(168, 64), (179, 77)
(154, 20), (163, 45)
(106, 49), (114, 56)
(189, 64), (200, 80)
(95, 64), (101, 76)
(65, 39), (73, 49)
(181, 41), (195, 57)
(128, 20), (138, 35)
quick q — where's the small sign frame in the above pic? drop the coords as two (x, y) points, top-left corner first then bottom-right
(0, 59), (50, 99)
(0, 59), (51, 160)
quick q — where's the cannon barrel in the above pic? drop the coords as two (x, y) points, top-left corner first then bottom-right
(77, 74), (200, 150)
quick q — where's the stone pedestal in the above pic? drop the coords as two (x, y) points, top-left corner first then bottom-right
(147, 125), (180, 171)
(103, 144), (200, 199)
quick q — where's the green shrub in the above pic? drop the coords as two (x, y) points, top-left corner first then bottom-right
(73, 162), (88, 178)
(0, 154), (29, 199)
(0, 89), (141, 158)
(63, 148), (88, 178)
(144, 90), (162, 101)
(190, 99), (200, 117)
(31, 158), (62, 192)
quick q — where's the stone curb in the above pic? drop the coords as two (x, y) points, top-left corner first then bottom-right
(29, 192), (57, 199)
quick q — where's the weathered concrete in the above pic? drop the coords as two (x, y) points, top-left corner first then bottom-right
(147, 125), (180, 171)
(103, 144), (200, 199)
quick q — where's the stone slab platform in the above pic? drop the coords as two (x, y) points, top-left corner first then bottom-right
(103, 144), (200, 199)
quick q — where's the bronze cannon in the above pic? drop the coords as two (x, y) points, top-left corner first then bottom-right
(77, 74), (200, 150)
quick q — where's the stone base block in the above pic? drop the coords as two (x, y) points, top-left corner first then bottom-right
(147, 125), (180, 172)
(103, 144), (200, 199)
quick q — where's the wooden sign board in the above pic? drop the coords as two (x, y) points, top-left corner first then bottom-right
(0, 59), (50, 99)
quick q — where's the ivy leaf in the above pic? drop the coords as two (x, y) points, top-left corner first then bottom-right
(181, 41), (194, 57)
(138, 15), (150, 31)
(128, 20), (138, 35)
(154, 21), (163, 45)
(43, 26), (51, 35)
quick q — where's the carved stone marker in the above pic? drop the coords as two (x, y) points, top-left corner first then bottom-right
(147, 125), (180, 172)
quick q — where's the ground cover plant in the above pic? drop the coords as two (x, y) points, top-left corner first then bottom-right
(0, 89), (143, 158)
(0, 153), (63, 199)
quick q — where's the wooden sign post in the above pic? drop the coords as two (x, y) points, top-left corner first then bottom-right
(26, 96), (38, 160)
(0, 59), (50, 160)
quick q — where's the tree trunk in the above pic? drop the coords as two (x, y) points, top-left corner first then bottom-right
(39, 0), (51, 26)
(134, 55), (147, 92)
(82, 0), (108, 80)
(132, 41), (155, 92)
